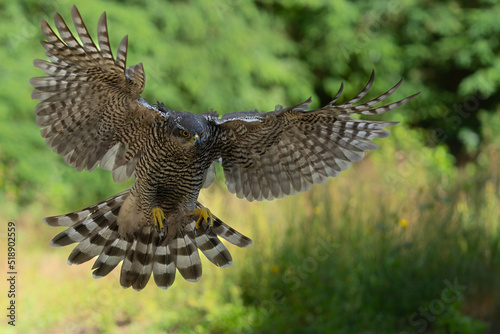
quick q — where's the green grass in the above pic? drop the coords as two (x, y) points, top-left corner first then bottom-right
(0, 137), (498, 333)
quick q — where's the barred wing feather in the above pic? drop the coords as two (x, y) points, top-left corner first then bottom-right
(30, 5), (162, 183)
(214, 71), (420, 201)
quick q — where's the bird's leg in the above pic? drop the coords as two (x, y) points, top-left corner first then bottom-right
(192, 207), (214, 236)
(152, 207), (168, 238)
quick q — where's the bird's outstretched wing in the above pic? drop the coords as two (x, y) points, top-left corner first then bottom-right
(30, 5), (164, 183)
(211, 71), (420, 201)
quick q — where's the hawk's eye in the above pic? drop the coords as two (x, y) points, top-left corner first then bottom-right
(181, 130), (189, 137)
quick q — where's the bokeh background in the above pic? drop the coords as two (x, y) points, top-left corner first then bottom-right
(1, 0), (500, 333)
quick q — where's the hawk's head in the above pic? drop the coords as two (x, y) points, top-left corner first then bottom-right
(167, 110), (210, 148)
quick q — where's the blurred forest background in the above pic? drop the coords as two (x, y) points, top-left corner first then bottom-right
(1, 0), (500, 333)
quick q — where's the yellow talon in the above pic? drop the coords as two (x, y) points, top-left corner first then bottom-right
(193, 207), (214, 236)
(152, 207), (167, 238)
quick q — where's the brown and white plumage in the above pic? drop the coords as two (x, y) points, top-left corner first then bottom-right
(46, 192), (250, 289)
(32, 6), (419, 290)
(213, 76), (419, 201)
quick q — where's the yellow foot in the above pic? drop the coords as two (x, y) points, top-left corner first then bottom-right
(193, 207), (214, 236)
(152, 207), (168, 238)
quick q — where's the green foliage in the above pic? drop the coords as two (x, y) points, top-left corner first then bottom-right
(1, 0), (499, 333)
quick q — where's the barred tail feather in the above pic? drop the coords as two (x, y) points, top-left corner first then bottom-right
(67, 224), (118, 265)
(132, 228), (156, 290)
(44, 190), (129, 228)
(92, 238), (128, 278)
(194, 229), (233, 268)
(45, 194), (253, 290)
(170, 229), (202, 282)
(153, 242), (176, 289)
(119, 226), (157, 290)
(196, 202), (253, 248)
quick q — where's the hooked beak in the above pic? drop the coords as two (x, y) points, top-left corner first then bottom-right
(189, 134), (201, 147)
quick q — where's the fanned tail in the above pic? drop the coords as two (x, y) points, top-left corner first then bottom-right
(46, 193), (252, 290)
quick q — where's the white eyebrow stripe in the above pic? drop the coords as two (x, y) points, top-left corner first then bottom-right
(216, 116), (264, 124)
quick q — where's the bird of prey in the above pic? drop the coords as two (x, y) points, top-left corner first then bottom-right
(31, 5), (419, 290)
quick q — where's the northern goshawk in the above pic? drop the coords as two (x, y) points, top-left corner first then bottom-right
(31, 6), (419, 290)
